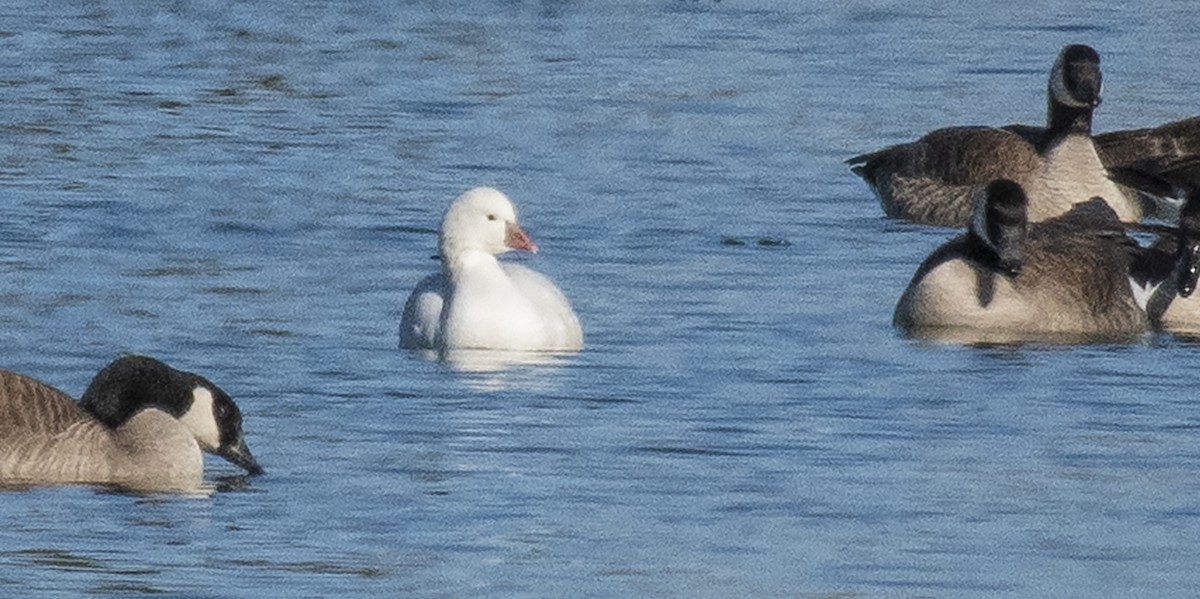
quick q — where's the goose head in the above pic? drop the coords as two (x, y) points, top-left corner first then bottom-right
(1173, 187), (1200, 297)
(1049, 44), (1103, 110)
(438, 187), (538, 261)
(79, 355), (263, 476)
(1108, 157), (1200, 297)
(970, 179), (1028, 277)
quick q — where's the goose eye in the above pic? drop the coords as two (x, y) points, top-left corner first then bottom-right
(487, 214), (497, 221)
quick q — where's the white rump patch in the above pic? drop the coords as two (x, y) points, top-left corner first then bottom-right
(1129, 276), (1161, 312)
(178, 387), (221, 451)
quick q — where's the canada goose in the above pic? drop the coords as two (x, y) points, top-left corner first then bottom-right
(400, 187), (584, 353)
(1109, 157), (1200, 332)
(848, 44), (1142, 226)
(0, 355), (262, 492)
(894, 179), (1149, 341)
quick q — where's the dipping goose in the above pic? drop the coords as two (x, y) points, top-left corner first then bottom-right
(0, 355), (262, 492)
(400, 187), (584, 353)
(848, 44), (1142, 227)
(893, 179), (1149, 341)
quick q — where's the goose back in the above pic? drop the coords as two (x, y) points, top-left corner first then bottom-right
(0, 370), (202, 490)
(895, 197), (1148, 339)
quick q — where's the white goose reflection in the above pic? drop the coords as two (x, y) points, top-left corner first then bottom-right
(409, 348), (577, 391)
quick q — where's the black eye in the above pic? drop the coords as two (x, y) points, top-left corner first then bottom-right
(487, 214), (497, 221)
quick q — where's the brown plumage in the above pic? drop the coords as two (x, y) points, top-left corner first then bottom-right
(1095, 117), (1200, 175)
(849, 45), (1144, 227)
(0, 356), (261, 492)
(894, 185), (1148, 343)
(0, 370), (87, 436)
(850, 127), (1042, 225)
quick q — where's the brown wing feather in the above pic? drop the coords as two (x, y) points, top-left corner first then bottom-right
(1095, 117), (1200, 171)
(848, 127), (1042, 226)
(0, 370), (88, 435)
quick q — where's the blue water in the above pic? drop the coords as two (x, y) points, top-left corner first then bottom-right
(1, 1), (1199, 597)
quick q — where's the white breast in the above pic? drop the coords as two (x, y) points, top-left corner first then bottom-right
(441, 259), (583, 352)
(1037, 136), (1137, 221)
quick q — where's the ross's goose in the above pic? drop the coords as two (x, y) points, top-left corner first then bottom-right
(400, 188), (583, 353)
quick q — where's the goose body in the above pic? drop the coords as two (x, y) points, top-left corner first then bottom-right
(894, 180), (1149, 340)
(0, 356), (261, 492)
(849, 45), (1142, 226)
(400, 187), (583, 353)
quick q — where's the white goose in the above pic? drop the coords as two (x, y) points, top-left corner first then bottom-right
(400, 188), (584, 353)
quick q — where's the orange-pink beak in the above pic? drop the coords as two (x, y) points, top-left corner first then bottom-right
(505, 221), (539, 253)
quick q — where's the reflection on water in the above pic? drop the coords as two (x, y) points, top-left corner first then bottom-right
(4, 549), (113, 573)
(900, 325), (1154, 348)
(406, 347), (579, 391)
(226, 558), (388, 579)
(435, 348), (574, 373)
(0, 481), (219, 499)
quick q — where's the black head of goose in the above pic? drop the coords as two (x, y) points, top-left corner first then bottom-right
(848, 44), (1141, 227)
(967, 178), (1027, 277)
(1175, 197), (1200, 297)
(0, 355), (262, 492)
(1043, 44), (1103, 140)
(894, 178), (1149, 343)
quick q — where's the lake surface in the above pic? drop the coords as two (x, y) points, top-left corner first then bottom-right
(1, 1), (1199, 597)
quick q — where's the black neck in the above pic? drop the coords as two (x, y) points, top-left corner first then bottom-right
(1045, 94), (1094, 138)
(964, 231), (1009, 275)
(79, 357), (189, 428)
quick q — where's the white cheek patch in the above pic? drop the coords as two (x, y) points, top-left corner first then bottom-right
(178, 387), (221, 451)
(969, 187), (1003, 256)
(1050, 56), (1090, 109)
(1049, 59), (1071, 104)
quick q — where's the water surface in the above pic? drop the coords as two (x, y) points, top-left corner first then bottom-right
(1, 1), (1199, 597)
